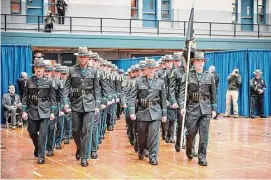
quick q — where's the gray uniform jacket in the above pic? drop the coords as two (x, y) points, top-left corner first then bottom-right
(129, 76), (167, 121)
(179, 70), (217, 115)
(169, 66), (186, 104)
(22, 76), (56, 120)
(62, 65), (101, 112)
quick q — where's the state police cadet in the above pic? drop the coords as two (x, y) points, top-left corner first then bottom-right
(61, 47), (101, 167)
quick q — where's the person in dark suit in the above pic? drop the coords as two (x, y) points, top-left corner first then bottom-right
(179, 52), (217, 166)
(61, 47), (101, 167)
(17, 72), (27, 101)
(21, 58), (56, 164)
(129, 58), (167, 165)
(2, 85), (22, 129)
(56, 0), (67, 24)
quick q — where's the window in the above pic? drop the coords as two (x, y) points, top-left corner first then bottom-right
(257, 0), (265, 24)
(232, 0), (237, 22)
(162, 0), (170, 19)
(11, 0), (21, 14)
(49, 0), (57, 15)
(131, 0), (138, 18)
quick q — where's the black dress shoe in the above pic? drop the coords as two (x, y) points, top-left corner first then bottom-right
(81, 158), (88, 167)
(64, 139), (69, 144)
(175, 145), (180, 152)
(55, 144), (61, 149)
(47, 151), (54, 157)
(107, 126), (113, 131)
(149, 159), (158, 165)
(99, 139), (102, 144)
(192, 151), (198, 157)
(198, 159), (208, 166)
(250, 115), (256, 119)
(162, 135), (165, 140)
(34, 148), (38, 157)
(170, 139), (175, 144)
(144, 150), (149, 158)
(91, 152), (98, 159)
(186, 150), (193, 160)
(165, 138), (170, 143)
(260, 115), (267, 118)
(37, 158), (45, 164)
(76, 149), (80, 160)
(138, 153), (144, 160)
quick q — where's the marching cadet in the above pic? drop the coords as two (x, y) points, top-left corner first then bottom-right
(169, 52), (185, 151)
(88, 52), (106, 159)
(129, 58), (167, 165)
(179, 52), (217, 166)
(61, 47), (101, 167)
(163, 54), (178, 143)
(60, 66), (72, 144)
(22, 58), (56, 164)
(111, 65), (120, 126)
(116, 69), (125, 120)
(46, 64), (63, 157)
(250, 69), (267, 118)
(53, 64), (66, 150)
(106, 62), (115, 131)
(44, 63), (53, 78)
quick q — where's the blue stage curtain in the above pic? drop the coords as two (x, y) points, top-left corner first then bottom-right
(112, 56), (161, 71)
(247, 50), (271, 116)
(205, 50), (250, 116)
(1, 45), (32, 123)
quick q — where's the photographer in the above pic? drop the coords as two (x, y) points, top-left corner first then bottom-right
(224, 68), (242, 118)
(44, 10), (55, 33)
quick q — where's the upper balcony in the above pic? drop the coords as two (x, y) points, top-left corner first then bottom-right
(1, 14), (271, 50)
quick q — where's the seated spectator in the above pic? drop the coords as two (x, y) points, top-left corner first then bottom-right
(2, 85), (22, 129)
(44, 10), (55, 33)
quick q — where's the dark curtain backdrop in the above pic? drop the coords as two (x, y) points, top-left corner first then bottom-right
(1, 45), (32, 123)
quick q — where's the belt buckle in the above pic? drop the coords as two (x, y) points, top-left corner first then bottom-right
(149, 102), (152, 107)
(82, 90), (85, 96)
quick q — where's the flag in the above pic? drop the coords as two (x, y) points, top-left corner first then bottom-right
(183, 7), (196, 61)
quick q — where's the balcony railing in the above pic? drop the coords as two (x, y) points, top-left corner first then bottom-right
(1, 14), (271, 38)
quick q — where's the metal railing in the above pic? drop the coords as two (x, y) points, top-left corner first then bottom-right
(1, 14), (271, 38)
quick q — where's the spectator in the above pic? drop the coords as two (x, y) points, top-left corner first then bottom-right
(17, 72), (27, 101)
(224, 68), (242, 118)
(2, 85), (22, 129)
(44, 10), (55, 33)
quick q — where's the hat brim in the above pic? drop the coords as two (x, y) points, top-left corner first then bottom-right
(31, 64), (45, 67)
(74, 53), (89, 56)
(253, 72), (262, 75)
(192, 58), (207, 62)
(145, 64), (156, 68)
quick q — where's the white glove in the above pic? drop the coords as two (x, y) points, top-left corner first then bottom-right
(162, 116), (167, 122)
(116, 98), (120, 103)
(180, 108), (186, 117)
(59, 111), (65, 116)
(50, 113), (55, 121)
(22, 112), (28, 120)
(130, 114), (136, 120)
(212, 111), (216, 119)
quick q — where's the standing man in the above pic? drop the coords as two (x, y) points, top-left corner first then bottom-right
(224, 68), (241, 118)
(61, 47), (101, 167)
(250, 69), (266, 118)
(21, 58), (56, 164)
(209, 66), (219, 119)
(17, 72), (28, 101)
(129, 58), (167, 165)
(179, 52), (217, 166)
(2, 85), (22, 129)
(44, 64), (54, 79)
(56, 0), (67, 24)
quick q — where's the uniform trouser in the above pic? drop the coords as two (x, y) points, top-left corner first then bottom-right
(166, 108), (177, 141)
(47, 117), (57, 152)
(100, 108), (107, 139)
(63, 112), (72, 141)
(186, 115), (210, 160)
(161, 122), (167, 139)
(225, 90), (239, 115)
(55, 115), (65, 145)
(107, 104), (115, 128)
(117, 102), (121, 119)
(138, 120), (161, 160)
(113, 103), (117, 124)
(58, 9), (65, 24)
(90, 112), (100, 154)
(126, 117), (134, 143)
(133, 120), (139, 151)
(175, 109), (184, 148)
(28, 119), (49, 158)
(72, 111), (94, 159)
(250, 95), (264, 116)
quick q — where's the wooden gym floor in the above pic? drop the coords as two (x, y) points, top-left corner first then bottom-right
(1, 115), (271, 179)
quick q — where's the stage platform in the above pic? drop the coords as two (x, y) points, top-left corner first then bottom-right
(1, 115), (271, 179)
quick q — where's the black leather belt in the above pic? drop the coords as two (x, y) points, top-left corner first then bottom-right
(189, 94), (208, 102)
(139, 100), (158, 108)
